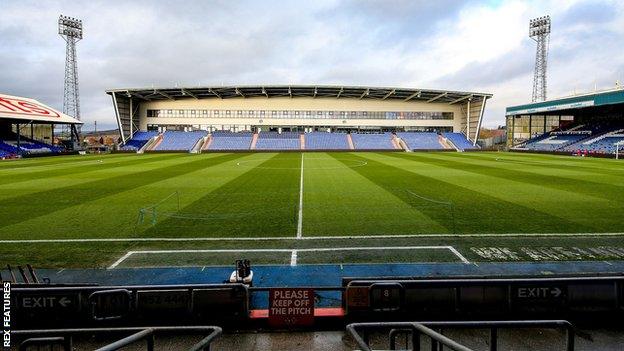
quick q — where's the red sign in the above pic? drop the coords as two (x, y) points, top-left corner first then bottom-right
(0, 96), (60, 118)
(268, 288), (314, 327)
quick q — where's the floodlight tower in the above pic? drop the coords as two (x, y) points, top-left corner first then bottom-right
(58, 15), (83, 126)
(529, 16), (551, 102)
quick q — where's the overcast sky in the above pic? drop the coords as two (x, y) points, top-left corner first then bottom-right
(2, 0), (623, 130)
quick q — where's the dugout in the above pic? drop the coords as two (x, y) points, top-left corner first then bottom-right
(505, 87), (624, 147)
(0, 93), (83, 155)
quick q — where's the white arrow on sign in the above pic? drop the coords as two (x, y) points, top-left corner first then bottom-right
(551, 288), (562, 298)
(58, 297), (71, 307)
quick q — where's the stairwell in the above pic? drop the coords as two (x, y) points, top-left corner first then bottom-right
(190, 137), (207, 153)
(300, 134), (305, 150)
(440, 135), (459, 151)
(397, 138), (410, 151)
(391, 135), (402, 150)
(250, 133), (259, 150)
(346, 134), (355, 150)
(201, 135), (213, 150)
(144, 134), (163, 151)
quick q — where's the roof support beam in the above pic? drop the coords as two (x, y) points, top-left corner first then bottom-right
(126, 91), (149, 101)
(382, 89), (396, 100)
(262, 87), (269, 98)
(474, 96), (488, 146)
(288, 87), (292, 98)
(313, 87), (318, 98)
(359, 88), (370, 99)
(336, 87), (343, 98)
(208, 88), (222, 99)
(449, 94), (473, 105)
(403, 91), (421, 101)
(181, 88), (198, 99)
(155, 90), (175, 100)
(427, 92), (447, 103)
(235, 88), (245, 98)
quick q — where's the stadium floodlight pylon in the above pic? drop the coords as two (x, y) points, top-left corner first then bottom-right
(529, 16), (551, 102)
(58, 15), (83, 131)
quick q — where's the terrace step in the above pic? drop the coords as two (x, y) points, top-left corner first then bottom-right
(346, 134), (354, 150)
(250, 133), (259, 150)
(441, 135), (459, 151)
(146, 135), (163, 151)
(202, 135), (213, 150)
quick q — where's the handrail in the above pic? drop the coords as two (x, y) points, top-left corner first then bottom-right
(348, 322), (473, 351)
(19, 337), (71, 351)
(95, 328), (154, 351)
(12, 326), (223, 351)
(347, 320), (576, 351)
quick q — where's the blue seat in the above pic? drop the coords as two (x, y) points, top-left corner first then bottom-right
(351, 133), (394, 150)
(304, 132), (349, 150)
(209, 131), (253, 150)
(397, 132), (444, 150)
(255, 132), (300, 150)
(154, 131), (207, 151)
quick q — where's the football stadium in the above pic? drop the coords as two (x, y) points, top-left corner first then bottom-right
(2, 4), (624, 351)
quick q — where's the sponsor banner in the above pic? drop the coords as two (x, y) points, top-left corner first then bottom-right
(0, 93), (81, 124)
(506, 100), (594, 116)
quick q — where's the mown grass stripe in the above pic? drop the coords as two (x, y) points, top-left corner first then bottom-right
(0, 153), (246, 230)
(142, 153), (300, 238)
(452, 152), (624, 177)
(303, 153), (444, 236)
(0, 154), (180, 186)
(0, 154), (133, 170)
(392, 152), (624, 204)
(351, 153), (594, 234)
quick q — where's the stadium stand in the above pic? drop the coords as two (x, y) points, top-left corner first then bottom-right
(525, 132), (590, 151)
(567, 131), (624, 154)
(0, 135), (61, 155)
(521, 120), (624, 153)
(351, 132), (395, 150)
(120, 131), (159, 151)
(396, 132), (444, 150)
(442, 132), (478, 150)
(0, 149), (13, 158)
(154, 130), (207, 151)
(208, 131), (254, 150)
(255, 131), (301, 150)
(304, 132), (350, 150)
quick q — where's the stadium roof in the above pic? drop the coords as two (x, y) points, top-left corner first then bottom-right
(0, 93), (82, 124)
(506, 87), (624, 116)
(106, 85), (492, 104)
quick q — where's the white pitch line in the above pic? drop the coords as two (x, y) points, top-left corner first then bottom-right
(4, 232), (624, 244)
(447, 246), (470, 264)
(297, 153), (304, 238)
(108, 251), (136, 269)
(108, 246), (464, 269)
(291, 250), (298, 266)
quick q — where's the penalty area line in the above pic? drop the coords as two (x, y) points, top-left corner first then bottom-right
(108, 251), (136, 269)
(5, 232), (624, 244)
(107, 245), (467, 269)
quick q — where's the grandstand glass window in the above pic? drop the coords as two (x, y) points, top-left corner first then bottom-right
(145, 108), (455, 120)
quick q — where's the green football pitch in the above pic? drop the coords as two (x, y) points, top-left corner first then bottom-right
(1, 151), (623, 268)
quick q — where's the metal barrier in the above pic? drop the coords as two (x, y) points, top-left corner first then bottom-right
(347, 320), (576, 351)
(14, 326), (222, 351)
(11, 283), (249, 328)
(344, 276), (624, 320)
